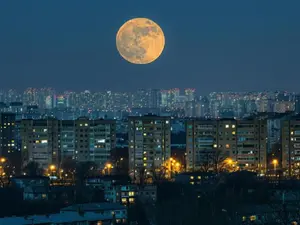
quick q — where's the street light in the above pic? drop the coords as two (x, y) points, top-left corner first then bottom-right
(49, 165), (56, 177)
(49, 165), (56, 171)
(272, 159), (278, 176)
(105, 163), (113, 175)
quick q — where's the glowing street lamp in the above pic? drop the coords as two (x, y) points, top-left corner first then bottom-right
(227, 158), (233, 165)
(272, 159), (278, 174)
(49, 165), (56, 171)
(105, 163), (113, 175)
(0, 158), (6, 163)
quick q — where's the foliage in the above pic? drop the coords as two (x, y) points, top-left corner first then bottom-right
(128, 199), (150, 225)
(75, 161), (97, 186)
(23, 161), (44, 176)
(151, 166), (168, 183)
(0, 160), (15, 187)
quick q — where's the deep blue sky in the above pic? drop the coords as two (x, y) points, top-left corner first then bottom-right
(0, 0), (299, 93)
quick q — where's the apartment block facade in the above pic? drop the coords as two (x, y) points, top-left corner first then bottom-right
(282, 117), (300, 176)
(186, 118), (267, 173)
(128, 115), (171, 177)
(21, 117), (116, 169)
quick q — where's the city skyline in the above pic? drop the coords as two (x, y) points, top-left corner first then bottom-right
(0, 1), (299, 93)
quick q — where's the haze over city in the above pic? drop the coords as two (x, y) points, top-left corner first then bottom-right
(1, 1), (300, 225)
(0, 0), (300, 93)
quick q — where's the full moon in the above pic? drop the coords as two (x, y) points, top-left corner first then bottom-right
(116, 18), (165, 64)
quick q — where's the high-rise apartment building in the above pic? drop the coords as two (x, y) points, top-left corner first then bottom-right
(0, 113), (19, 168)
(21, 119), (60, 169)
(89, 118), (116, 167)
(128, 115), (171, 177)
(186, 118), (267, 173)
(281, 116), (300, 176)
(21, 118), (116, 170)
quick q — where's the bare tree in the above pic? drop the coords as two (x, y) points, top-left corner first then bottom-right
(211, 149), (230, 173)
(196, 149), (228, 173)
(136, 167), (147, 186)
(196, 150), (213, 172)
(151, 166), (168, 183)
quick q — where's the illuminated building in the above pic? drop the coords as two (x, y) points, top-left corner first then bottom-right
(282, 116), (300, 176)
(128, 114), (171, 178)
(21, 118), (116, 169)
(56, 95), (65, 108)
(75, 117), (116, 167)
(186, 118), (267, 173)
(185, 88), (196, 102)
(21, 119), (60, 169)
(0, 113), (18, 161)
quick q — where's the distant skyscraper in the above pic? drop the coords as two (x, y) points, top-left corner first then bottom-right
(149, 89), (161, 108)
(295, 94), (300, 114)
(185, 88), (195, 102)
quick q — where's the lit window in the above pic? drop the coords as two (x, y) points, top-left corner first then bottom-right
(291, 138), (294, 141)
(129, 192), (135, 196)
(85, 123), (88, 126)
(44, 129), (47, 132)
(143, 163), (147, 167)
(232, 131), (236, 135)
(250, 215), (256, 221)
(143, 133), (147, 136)
(291, 131), (294, 135)
(80, 124), (83, 126)
(190, 182), (194, 185)
(129, 198), (135, 203)
(35, 140), (40, 144)
(33, 129), (35, 132)
(232, 125), (235, 128)
(143, 157), (147, 160)
(190, 176), (194, 179)
(166, 120), (169, 124)
(213, 144), (217, 148)
(225, 125), (229, 128)
(121, 198), (127, 203)
(197, 176), (201, 179)
(41, 140), (48, 144)
(226, 144), (230, 149)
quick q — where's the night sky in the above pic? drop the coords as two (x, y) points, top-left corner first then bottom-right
(0, 0), (299, 94)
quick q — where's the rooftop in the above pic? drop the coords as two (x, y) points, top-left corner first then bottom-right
(0, 211), (116, 225)
(61, 202), (126, 212)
